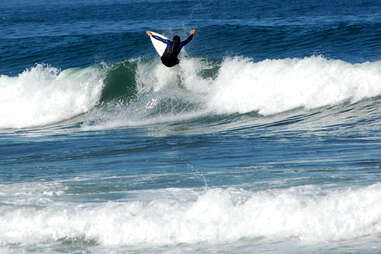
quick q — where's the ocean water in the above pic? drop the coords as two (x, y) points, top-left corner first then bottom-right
(2, 0), (381, 253)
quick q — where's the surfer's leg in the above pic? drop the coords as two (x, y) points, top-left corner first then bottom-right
(161, 55), (171, 65)
(161, 56), (178, 67)
(168, 57), (179, 67)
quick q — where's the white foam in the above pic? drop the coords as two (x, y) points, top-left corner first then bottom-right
(82, 58), (210, 130)
(207, 56), (381, 115)
(134, 57), (211, 94)
(1, 184), (381, 246)
(0, 181), (66, 206)
(0, 64), (104, 129)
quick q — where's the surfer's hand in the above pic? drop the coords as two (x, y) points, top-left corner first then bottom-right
(146, 31), (152, 37)
(191, 29), (196, 35)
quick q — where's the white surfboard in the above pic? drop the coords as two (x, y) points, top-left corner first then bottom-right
(150, 31), (168, 57)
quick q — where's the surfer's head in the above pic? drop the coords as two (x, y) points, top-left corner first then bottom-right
(173, 35), (180, 43)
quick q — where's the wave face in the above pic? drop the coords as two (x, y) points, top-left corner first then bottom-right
(0, 64), (104, 129)
(3, 56), (381, 130)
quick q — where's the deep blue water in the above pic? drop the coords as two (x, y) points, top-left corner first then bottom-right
(2, 0), (381, 253)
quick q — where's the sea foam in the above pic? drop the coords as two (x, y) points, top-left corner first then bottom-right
(0, 64), (104, 129)
(207, 56), (381, 115)
(1, 184), (381, 246)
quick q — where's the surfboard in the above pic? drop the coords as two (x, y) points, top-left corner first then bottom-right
(150, 31), (168, 57)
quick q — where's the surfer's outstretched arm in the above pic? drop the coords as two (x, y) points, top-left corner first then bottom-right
(146, 31), (171, 44)
(152, 35), (171, 44)
(180, 29), (196, 47)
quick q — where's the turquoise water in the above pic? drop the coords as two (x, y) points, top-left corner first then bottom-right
(2, 0), (381, 253)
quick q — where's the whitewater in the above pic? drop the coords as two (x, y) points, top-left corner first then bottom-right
(2, 183), (381, 247)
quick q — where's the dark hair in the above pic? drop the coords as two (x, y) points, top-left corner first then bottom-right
(173, 35), (180, 43)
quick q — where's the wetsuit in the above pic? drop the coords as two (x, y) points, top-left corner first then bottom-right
(152, 34), (194, 67)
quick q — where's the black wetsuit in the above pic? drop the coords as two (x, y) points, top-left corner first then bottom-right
(152, 34), (194, 67)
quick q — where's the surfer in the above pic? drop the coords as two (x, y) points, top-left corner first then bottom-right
(146, 29), (196, 67)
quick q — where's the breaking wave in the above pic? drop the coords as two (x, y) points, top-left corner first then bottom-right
(0, 64), (104, 129)
(2, 55), (381, 129)
(1, 183), (381, 246)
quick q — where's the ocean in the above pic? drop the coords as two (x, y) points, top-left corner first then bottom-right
(2, 0), (381, 253)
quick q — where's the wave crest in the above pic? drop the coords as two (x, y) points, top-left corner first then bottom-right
(3, 56), (381, 129)
(207, 56), (381, 115)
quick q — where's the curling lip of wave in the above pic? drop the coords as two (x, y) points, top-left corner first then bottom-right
(0, 64), (104, 129)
